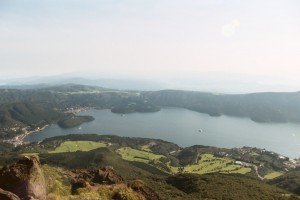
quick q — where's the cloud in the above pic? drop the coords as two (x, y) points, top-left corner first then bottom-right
(221, 19), (240, 37)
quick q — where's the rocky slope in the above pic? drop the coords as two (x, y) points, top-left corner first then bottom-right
(0, 134), (299, 199)
(0, 188), (20, 200)
(0, 156), (160, 200)
(0, 156), (46, 200)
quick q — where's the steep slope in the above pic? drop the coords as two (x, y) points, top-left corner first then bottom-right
(0, 156), (161, 200)
(3, 134), (297, 200)
(167, 173), (297, 200)
(0, 102), (65, 139)
(0, 150), (296, 200)
(268, 168), (300, 195)
(0, 156), (46, 200)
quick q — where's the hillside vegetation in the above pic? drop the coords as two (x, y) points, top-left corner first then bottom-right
(57, 115), (95, 128)
(49, 141), (108, 153)
(2, 84), (300, 139)
(0, 134), (298, 199)
(268, 168), (300, 195)
(183, 153), (251, 174)
(143, 90), (300, 123)
(166, 173), (295, 200)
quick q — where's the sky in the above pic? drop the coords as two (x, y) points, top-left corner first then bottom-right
(0, 0), (300, 90)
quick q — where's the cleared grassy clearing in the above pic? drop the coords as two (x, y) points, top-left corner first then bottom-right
(140, 144), (152, 152)
(264, 171), (283, 179)
(166, 162), (181, 173)
(49, 141), (108, 153)
(116, 147), (164, 163)
(117, 148), (251, 175)
(184, 154), (251, 175)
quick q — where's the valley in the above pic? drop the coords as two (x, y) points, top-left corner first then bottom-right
(0, 134), (299, 199)
(1, 84), (300, 199)
(10, 134), (300, 181)
(2, 1), (299, 198)
(23, 108), (300, 158)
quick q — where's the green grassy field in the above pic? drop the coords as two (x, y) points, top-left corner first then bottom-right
(49, 141), (108, 153)
(116, 147), (164, 163)
(140, 144), (152, 152)
(183, 154), (251, 175)
(48, 143), (251, 176)
(116, 148), (251, 175)
(264, 171), (283, 179)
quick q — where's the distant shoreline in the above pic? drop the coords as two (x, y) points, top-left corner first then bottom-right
(3, 124), (49, 146)
(3, 106), (93, 146)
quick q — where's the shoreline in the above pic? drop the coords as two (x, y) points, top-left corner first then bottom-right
(2, 107), (300, 160)
(3, 125), (49, 147)
(64, 107), (91, 114)
(2, 124), (300, 166)
(3, 107), (93, 146)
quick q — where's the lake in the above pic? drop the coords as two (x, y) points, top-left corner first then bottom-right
(25, 108), (300, 158)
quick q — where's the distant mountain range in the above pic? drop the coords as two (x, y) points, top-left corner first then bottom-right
(0, 76), (166, 91)
(1, 73), (299, 93)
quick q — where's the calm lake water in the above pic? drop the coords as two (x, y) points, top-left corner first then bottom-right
(25, 108), (300, 158)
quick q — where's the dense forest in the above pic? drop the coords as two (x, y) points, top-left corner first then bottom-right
(143, 90), (300, 123)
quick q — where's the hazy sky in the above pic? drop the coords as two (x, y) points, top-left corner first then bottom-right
(0, 0), (300, 86)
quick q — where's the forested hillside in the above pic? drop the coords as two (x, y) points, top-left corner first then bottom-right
(2, 84), (300, 140)
(143, 90), (300, 123)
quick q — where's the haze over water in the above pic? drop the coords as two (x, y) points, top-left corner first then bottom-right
(26, 108), (300, 158)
